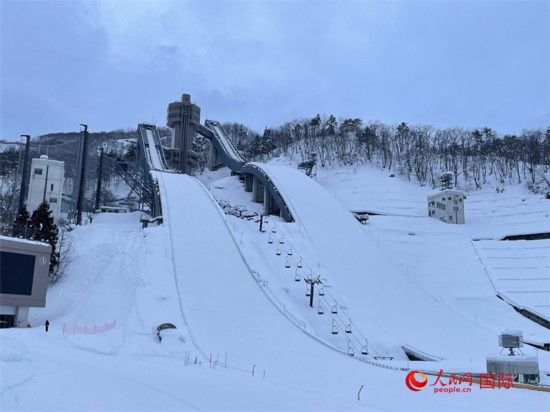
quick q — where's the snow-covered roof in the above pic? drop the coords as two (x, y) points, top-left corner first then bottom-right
(428, 189), (465, 199)
(0, 235), (50, 247)
(31, 157), (65, 166)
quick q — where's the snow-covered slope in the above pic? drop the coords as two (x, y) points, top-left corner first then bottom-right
(474, 239), (550, 321)
(2, 165), (549, 410)
(254, 163), (504, 361)
(0, 212), (362, 410)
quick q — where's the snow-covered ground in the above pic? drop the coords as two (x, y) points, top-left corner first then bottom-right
(196, 160), (550, 407)
(2, 160), (549, 410)
(0, 212), (362, 410)
(474, 239), (550, 321)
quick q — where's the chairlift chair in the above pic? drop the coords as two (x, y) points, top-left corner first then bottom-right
(331, 319), (338, 335)
(347, 341), (355, 357)
(317, 304), (324, 315)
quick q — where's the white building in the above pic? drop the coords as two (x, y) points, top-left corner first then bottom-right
(26, 155), (65, 220)
(427, 189), (466, 224)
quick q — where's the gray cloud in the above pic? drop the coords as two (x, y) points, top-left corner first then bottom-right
(1, 0), (548, 138)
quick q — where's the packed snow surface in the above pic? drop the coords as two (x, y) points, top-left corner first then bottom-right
(1, 163), (549, 410)
(253, 163), (510, 361)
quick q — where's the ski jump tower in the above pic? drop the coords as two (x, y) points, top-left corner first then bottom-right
(165, 93), (293, 222)
(167, 94), (201, 173)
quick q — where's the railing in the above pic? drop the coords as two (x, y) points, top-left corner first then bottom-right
(63, 320), (116, 335)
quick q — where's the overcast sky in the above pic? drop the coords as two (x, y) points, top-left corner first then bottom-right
(1, 0), (548, 139)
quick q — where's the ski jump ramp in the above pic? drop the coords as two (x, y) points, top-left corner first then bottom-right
(143, 121), (546, 366)
(153, 171), (396, 382)
(138, 123), (170, 172)
(197, 120), (294, 222)
(249, 164), (547, 361)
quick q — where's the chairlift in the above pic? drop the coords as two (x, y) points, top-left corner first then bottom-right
(271, 226), (277, 234)
(279, 234), (285, 244)
(331, 319), (338, 335)
(347, 341), (355, 357)
(361, 343), (369, 355)
(319, 285), (325, 296)
(345, 323), (352, 334)
(331, 304), (338, 314)
(317, 304), (324, 315)
(287, 247), (293, 256)
(268, 234), (273, 244)
(305, 285), (311, 296)
(295, 270), (301, 282)
(297, 257), (303, 269)
(285, 257), (291, 268)
(276, 245), (282, 256)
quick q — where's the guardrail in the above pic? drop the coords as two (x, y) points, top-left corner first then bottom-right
(63, 320), (116, 335)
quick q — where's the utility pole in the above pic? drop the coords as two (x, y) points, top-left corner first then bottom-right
(94, 146), (104, 211)
(42, 165), (50, 203)
(17, 134), (31, 210)
(76, 124), (89, 225)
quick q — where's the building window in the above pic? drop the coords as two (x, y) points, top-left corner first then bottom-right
(50, 184), (54, 191)
(49, 197), (58, 204)
(34, 168), (43, 175)
(449, 216), (453, 220)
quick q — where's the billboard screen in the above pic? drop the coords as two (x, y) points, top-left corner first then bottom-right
(0, 251), (36, 295)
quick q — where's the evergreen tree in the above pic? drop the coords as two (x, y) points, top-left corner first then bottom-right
(440, 171), (454, 190)
(29, 201), (59, 273)
(12, 206), (31, 238)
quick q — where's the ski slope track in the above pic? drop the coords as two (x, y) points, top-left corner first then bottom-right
(153, 171), (411, 390)
(254, 163), (518, 361)
(138, 123), (170, 172)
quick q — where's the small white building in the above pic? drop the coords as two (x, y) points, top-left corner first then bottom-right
(427, 189), (465, 224)
(0, 236), (51, 328)
(26, 155), (65, 220)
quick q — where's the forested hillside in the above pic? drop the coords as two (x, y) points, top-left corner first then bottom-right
(223, 117), (550, 194)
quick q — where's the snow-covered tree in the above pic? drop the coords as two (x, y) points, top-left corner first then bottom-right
(29, 201), (59, 273)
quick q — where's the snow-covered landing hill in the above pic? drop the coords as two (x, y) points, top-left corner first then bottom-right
(1, 165), (548, 411)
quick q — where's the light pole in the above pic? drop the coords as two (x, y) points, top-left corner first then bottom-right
(17, 134), (31, 211)
(76, 124), (89, 225)
(94, 146), (104, 211)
